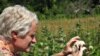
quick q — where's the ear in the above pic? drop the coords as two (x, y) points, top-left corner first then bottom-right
(11, 31), (18, 40)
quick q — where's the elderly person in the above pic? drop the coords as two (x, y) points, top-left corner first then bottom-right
(0, 5), (84, 56)
(0, 5), (38, 56)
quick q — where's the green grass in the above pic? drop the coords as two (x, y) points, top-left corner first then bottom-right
(22, 15), (100, 56)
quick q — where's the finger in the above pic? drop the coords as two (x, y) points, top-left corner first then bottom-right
(72, 36), (80, 41)
(67, 36), (80, 47)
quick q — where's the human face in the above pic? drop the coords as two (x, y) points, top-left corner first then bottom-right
(12, 21), (37, 52)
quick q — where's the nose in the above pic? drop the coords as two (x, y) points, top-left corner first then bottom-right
(31, 37), (37, 43)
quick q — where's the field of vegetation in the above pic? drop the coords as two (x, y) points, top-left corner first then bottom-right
(0, 0), (100, 56)
(21, 15), (100, 56)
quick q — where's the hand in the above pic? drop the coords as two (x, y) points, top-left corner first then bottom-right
(52, 36), (81, 56)
(63, 36), (80, 55)
(67, 36), (80, 47)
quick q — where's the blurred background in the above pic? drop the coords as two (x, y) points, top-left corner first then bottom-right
(0, 0), (100, 56)
(0, 0), (100, 19)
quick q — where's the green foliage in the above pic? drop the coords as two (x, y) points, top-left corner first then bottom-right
(0, 0), (100, 19)
(21, 22), (100, 56)
(93, 6), (100, 15)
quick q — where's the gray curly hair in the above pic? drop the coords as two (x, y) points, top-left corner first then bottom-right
(0, 5), (38, 39)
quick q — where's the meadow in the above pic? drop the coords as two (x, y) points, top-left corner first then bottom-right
(22, 15), (100, 56)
